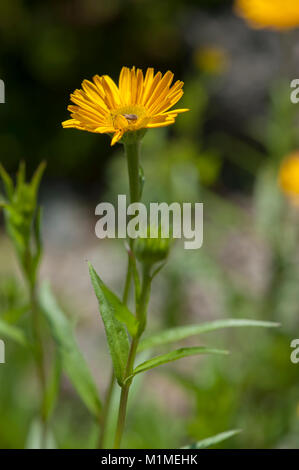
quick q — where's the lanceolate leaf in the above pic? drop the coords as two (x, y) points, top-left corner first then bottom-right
(0, 318), (28, 347)
(98, 279), (138, 337)
(138, 319), (279, 352)
(181, 429), (241, 449)
(88, 263), (130, 386)
(42, 352), (62, 421)
(30, 161), (47, 197)
(39, 282), (102, 418)
(16, 161), (26, 188)
(0, 163), (14, 201)
(127, 346), (229, 381)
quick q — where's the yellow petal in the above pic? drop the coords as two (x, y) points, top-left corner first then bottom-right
(111, 129), (124, 146)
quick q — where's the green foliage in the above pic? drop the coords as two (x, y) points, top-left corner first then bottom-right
(89, 270), (138, 338)
(88, 263), (130, 386)
(0, 162), (46, 287)
(182, 429), (241, 449)
(122, 402), (185, 449)
(42, 353), (62, 422)
(139, 319), (279, 352)
(25, 419), (56, 449)
(39, 282), (102, 418)
(128, 347), (229, 380)
(0, 318), (28, 347)
(0, 277), (28, 324)
(1, 3), (299, 448)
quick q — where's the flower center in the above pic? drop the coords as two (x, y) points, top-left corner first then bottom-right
(111, 105), (149, 130)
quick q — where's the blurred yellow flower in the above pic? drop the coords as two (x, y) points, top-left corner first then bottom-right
(62, 66), (189, 146)
(194, 46), (228, 75)
(235, 0), (299, 31)
(279, 152), (299, 204)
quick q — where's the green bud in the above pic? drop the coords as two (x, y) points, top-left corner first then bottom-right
(135, 232), (171, 265)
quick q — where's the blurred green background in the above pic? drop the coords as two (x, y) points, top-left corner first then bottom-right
(1, 0), (299, 449)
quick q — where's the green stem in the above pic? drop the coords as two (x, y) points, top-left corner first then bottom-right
(124, 141), (142, 305)
(97, 260), (131, 448)
(125, 141), (140, 205)
(113, 337), (138, 449)
(98, 370), (115, 449)
(113, 266), (152, 449)
(98, 141), (140, 448)
(29, 282), (47, 447)
(136, 264), (152, 337)
(108, 139), (151, 449)
(97, 261), (133, 449)
(113, 141), (143, 449)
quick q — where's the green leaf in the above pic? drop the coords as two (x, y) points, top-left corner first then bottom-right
(32, 206), (43, 276)
(0, 318), (28, 346)
(139, 319), (279, 352)
(88, 262), (130, 385)
(0, 163), (14, 201)
(182, 429), (241, 449)
(31, 161), (46, 196)
(2, 305), (29, 324)
(39, 282), (102, 418)
(97, 277), (138, 337)
(42, 352), (62, 421)
(128, 346), (229, 381)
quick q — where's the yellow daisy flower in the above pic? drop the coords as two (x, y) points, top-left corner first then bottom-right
(279, 152), (299, 205)
(235, 0), (299, 31)
(62, 66), (189, 146)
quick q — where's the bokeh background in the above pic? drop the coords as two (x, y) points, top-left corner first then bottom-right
(1, 0), (299, 449)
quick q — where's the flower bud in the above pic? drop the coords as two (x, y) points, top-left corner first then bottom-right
(135, 231), (171, 265)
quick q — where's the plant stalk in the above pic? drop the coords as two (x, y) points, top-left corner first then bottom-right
(125, 141), (140, 205)
(99, 141), (141, 448)
(113, 337), (138, 449)
(98, 370), (115, 449)
(113, 265), (152, 449)
(29, 282), (47, 448)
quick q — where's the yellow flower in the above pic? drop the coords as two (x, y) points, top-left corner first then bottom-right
(235, 0), (299, 31)
(279, 152), (299, 205)
(62, 66), (189, 146)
